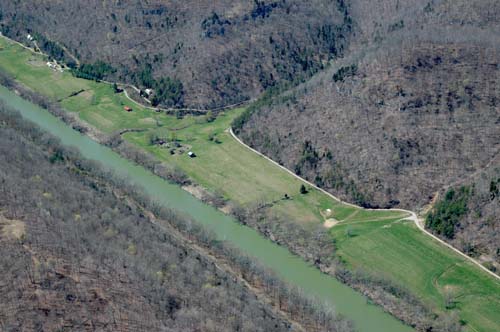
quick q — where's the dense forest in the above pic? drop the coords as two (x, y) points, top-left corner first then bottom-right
(0, 0), (352, 108)
(0, 105), (353, 332)
(0, 0), (497, 214)
(237, 0), (499, 208)
(0, 0), (498, 329)
(0, 69), (463, 332)
(427, 161), (500, 271)
(234, 0), (500, 267)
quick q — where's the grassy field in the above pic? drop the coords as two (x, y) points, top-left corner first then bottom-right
(331, 218), (500, 331)
(0, 36), (499, 332)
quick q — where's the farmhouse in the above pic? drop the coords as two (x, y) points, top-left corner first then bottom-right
(124, 106), (132, 112)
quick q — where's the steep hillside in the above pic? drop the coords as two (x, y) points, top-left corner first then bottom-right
(426, 156), (500, 271)
(0, 107), (351, 332)
(0, 0), (351, 108)
(237, 0), (500, 210)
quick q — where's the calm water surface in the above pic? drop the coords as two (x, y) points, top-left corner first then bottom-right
(0, 85), (413, 332)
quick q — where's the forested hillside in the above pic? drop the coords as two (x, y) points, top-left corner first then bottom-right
(426, 156), (500, 271)
(235, 0), (499, 267)
(238, 0), (499, 207)
(1, 1), (497, 212)
(0, 0), (500, 332)
(0, 106), (352, 332)
(0, 0), (498, 319)
(0, 0), (351, 108)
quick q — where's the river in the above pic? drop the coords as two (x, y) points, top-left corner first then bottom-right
(0, 85), (413, 332)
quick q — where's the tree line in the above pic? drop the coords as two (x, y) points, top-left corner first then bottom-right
(0, 104), (354, 332)
(0, 67), (463, 331)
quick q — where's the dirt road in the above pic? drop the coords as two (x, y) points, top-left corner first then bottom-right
(229, 127), (500, 282)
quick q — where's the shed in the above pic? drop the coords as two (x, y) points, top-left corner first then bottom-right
(188, 151), (196, 158)
(124, 106), (132, 112)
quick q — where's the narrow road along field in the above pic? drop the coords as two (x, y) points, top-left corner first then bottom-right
(0, 34), (499, 332)
(231, 127), (500, 281)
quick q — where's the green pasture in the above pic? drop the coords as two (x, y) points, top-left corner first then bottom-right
(1, 35), (498, 332)
(331, 218), (500, 332)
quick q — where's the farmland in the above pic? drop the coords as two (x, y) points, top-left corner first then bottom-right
(0, 35), (499, 332)
(331, 218), (500, 331)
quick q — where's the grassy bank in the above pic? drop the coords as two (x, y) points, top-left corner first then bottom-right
(331, 218), (499, 331)
(0, 36), (498, 332)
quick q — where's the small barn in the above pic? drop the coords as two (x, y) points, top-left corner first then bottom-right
(188, 151), (196, 158)
(124, 106), (132, 112)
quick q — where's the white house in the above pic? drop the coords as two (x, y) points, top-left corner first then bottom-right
(46, 61), (63, 72)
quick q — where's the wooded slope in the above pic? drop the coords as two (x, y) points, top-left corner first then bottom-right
(0, 0), (350, 108)
(236, 0), (500, 268)
(239, 0), (499, 207)
(0, 106), (352, 332)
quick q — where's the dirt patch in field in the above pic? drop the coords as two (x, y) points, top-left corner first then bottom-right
(139, 117), (157, 125)
(0, 216), (26, 241)
(323, 218), (339, 228)
(77, 90), (94, 101)
(27, 58), (45, 67)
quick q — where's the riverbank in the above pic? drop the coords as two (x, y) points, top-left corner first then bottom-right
(0, 105), (356, 332)
(0, 84), (417, 332)
(0, 35), (499, 331)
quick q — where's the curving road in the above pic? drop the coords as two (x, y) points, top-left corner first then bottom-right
(0, 34), (253, 115)
(228, 128), (500, 282)
(2, 33), (497, 282)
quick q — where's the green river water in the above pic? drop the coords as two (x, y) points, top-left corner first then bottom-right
(0, 85), (413, 332)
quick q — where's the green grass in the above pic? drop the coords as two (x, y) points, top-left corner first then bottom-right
(123, 116), (349, 225)
(62, 84), (164, 133)
(0, 40), (95, 100)
(331, 219), (500, 331)
(1, 35), (499, 332)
